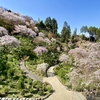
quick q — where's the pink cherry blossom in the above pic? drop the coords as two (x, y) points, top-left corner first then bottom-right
(33, 46), (48, 56)
(0, 35), (20, 46)
(0, 27), (8, 36)
(13, 25), (36, 37)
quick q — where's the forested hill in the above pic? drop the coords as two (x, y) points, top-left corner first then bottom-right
(0, 7), (100, 99)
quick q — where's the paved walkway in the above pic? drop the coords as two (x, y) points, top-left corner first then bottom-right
(44, 65), (86, 100)
(43, 76), (86, 100)
(19, 61), (43, 82)
(19, 61), (86, 100)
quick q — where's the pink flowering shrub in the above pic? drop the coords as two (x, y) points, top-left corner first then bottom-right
(0, 7), (24, 22)
(13, 25), (36, 37)
(23, 16), (37, 26)
(33, 46), (48, 56)
(51, 38), (56, 42)
(0, 7), (37, 26)
(59, 53), (69, 63)
(0, 27), (8, 36)
(44, 38), (51, 45)
(30, 19), (37, 26)
(0, 35), (20, 46)
(69, 48), (87, 59)
(33, 36), (45, 44)
(68, 43), (100, 90)
(38, 32), (45, 37)
(0, 10), (24, 22)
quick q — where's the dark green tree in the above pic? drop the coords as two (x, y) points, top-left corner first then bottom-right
(80, 26), (98, 41)
(45, 17), (52, 31)
(61, 21), (71, 42)
(36, 20), (46, 30)
(88, 26), (97, 36)
(96, 28), (100, 41)
(51, 18), (58, 34)
(80, 26), (98, 36)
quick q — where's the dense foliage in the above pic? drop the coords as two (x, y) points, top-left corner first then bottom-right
(0, 36), (52, 97)
(61, 21), (71, 43)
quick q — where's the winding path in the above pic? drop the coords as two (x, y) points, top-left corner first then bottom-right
(19, 60), (43, 82)
(44, 65), (86, 100)
(44, 76), (86, 100)
(19, 61), (86, 100)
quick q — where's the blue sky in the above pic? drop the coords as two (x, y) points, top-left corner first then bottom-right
(1, 0), (100, 35)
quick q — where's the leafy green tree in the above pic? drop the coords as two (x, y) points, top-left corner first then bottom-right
(80, 26), (98, 41)
(96, 28), (100, 41)
(88, 26), (97, 36)
(86, 26), (98, 42)
(80, 26), (88, 33)
(61, 21), (71, 42)
(80, 26), (98, 36)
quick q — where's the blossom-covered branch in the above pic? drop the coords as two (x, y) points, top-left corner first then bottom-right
(33, 46), (48, 56)
(13, 25), (36, 37)
(0, 35), (20, 46)
(0, 26), (8, 36)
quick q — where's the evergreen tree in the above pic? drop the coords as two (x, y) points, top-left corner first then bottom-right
(51, 18), (58, 34)
(71, 28), (77, 40)
(61, 21), (71, 42)
(36, 20), (46, 30)
(45, 17), (52, 31)
(73, 28), (77, 36)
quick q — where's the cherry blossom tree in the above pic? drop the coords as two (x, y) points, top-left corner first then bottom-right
(0, 35), (20, 46)
(33, 46), (48, 56)
(13, 25), (36, 37)
(59, 53), (69, 63)
(0, 27), (8, 36)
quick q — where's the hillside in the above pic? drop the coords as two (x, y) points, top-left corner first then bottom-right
(0, 7), (100, 99)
